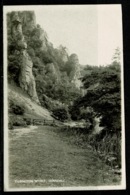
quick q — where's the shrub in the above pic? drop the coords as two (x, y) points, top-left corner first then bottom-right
(52, 107), (69, 121)
(13, 105), (25, 115)
(23, 118), (32, 125)
(13, 119), (27, 127)
(9, 100), (25, 115)
(8, 54), (21, 82)
(38, 51), (53, 64)
(9, 115), (27, 128)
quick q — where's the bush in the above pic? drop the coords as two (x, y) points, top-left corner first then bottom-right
(8, 54), (21, 82)
(23, 118), (32, 125)
(52, 107), (69, 121)
(38, 51), (53, 64)
(9, 115), (27, 128)
(9, 100), (25, 115)
(13, 120), (27, 127)
(13, 105), (25, 115)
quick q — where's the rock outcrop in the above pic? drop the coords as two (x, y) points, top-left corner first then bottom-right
(45, 63), (60, 83)
(67, 54), (82, 89)
(10, 11), (40, 104)
(93, 116), (104, 135)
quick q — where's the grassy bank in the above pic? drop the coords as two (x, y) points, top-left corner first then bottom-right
(52, 126), (121, 170)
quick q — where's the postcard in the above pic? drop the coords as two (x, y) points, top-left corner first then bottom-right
(3, 4), (126, 191)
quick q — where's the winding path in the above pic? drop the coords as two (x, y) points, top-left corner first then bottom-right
(9, 125), (120, 189)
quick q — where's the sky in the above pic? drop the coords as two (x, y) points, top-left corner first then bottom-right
(4, 5), (123, 66)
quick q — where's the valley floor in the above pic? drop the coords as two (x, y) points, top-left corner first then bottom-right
(8, 125), (121, 190)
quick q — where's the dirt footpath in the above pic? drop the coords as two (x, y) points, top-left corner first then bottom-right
(8, 125), (121, 189)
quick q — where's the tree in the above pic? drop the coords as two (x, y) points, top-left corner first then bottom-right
(112, 47), (121, 65)
(72, 63), (121, 135)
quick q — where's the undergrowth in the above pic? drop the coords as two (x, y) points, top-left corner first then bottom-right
(56, 126), (121, 169)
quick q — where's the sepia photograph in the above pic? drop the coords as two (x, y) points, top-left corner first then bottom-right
(4, 5), (126, 191)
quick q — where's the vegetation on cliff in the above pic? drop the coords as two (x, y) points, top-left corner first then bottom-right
(7, 11), (81, 110)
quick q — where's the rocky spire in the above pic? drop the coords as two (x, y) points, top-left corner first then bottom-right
(67, 54), (82, 89)
(11, 12), (40, 104)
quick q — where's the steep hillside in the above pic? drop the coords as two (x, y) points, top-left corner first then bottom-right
(7, 11), (82, 110)
(8, 83), (53, 120)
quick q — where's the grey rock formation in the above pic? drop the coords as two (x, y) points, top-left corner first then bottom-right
(19, 11), (36, 31)
(38, 27), (49, 52)
(11, 12), (40, 104)
(93, 116), (104, 135)
(67, 54), (81, 89)
(45, 63), (60, 83)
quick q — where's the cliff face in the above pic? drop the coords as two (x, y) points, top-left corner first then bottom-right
(18, 51), (39, 103)
(8, 11), (40, 103)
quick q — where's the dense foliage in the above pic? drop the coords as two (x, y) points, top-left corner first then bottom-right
(70, 62), (121, 135)
(9, 99), (25, 115)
